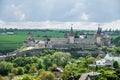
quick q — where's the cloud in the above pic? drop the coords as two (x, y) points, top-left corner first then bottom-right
(102, 20), (120, 30)
(0, 20), (120, 30)
(0, 20), (5, 24)
(0, 0), (120, 22)
(64, 2), (84, 17)
(80, 13), (89, 21)
(10, 4), (26, 21)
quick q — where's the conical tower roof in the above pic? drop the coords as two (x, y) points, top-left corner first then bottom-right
(27, 32), (34, 41)
(69, 26), (74, 36)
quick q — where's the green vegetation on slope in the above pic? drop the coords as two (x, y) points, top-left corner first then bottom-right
(0, 50), (120, 80)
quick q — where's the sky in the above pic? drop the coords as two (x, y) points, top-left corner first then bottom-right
(0, 0), (120, 30)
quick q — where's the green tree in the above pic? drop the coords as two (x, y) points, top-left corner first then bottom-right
(113, 61), (119, 69)
(112, 36), (120, 46)
(37, 71), (55, 80)
(74, 32), (79, 38)
(115, 69), (120, 78)
(24, 64), (31, 73)
(29, 66), (38, 73)
(97, 75), (107, 80)
(13, 57), (40, 67)
(37, 69), (45, 77)
(61, 70), (72, 80)
(42, 54), (52, 70)
(51, 52), (71, 67)
(41, 50), (56, 56)
(17, 67), (24, 75)
(11, 68), (18, 75)
(22, 75), (34, 80)
(0, 62), (13, 75)
(107, 74), (119, 80)
(42, 52), (71, 70)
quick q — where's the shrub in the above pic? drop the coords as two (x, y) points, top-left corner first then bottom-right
(22, 75), (34, 80)
(37, 71), (55, 80)
(0, 62), (13, 75)
(17, 67), (24, 75)
(113, 61), (119, 69)
(29, 66), (38, 73)
(24, 64), (31, 73)
(107, 74), (119, 80)
(11, 68), (18, 75)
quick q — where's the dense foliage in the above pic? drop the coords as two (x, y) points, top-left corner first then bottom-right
(112, 36), (120, 46)
(0, 62), (13, 75)
(0, 50), (120, 80)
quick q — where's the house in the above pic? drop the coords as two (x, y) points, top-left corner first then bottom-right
(51, 67), (63, 80)
(79, 72), (101, 80)
(6, 32), (14, 35)
(104, 53), (120, 64)
(96, 59), (112, 66)
(96, 53), (120, 66)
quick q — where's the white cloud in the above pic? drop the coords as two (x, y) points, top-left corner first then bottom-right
(80, 13), (89, 21)
(0, 0), (120, 22)
(14, 10), (25, 20)
(0, 20), (120, 30)
(11, 4), (26, 21)
(0, 20), (5, 24)
(65, 2), (84, 17)
(102, 20), (120, 30)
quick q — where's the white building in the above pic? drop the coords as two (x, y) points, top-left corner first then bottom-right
(96, 53), (120, 66)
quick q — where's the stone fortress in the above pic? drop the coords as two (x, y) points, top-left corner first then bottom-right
(23, 27), (111, 50)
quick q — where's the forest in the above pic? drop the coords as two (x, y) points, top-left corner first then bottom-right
(0, 50), (120, 80)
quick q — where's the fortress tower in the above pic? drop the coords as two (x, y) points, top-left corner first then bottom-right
(69, 24), (75, 43)
(23, 32), (35, 47)
(27, 32), (34, 41)
(95, 26), (102, 46)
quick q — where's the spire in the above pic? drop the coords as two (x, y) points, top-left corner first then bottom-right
(69, 24), (74, 36)
(27, 32), (34, 41)
(97, 24), (102, 34)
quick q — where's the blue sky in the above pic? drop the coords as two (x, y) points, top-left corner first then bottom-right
(0, 0), (120, 29)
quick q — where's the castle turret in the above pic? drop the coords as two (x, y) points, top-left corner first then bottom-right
(102, 34), (111, 46)
(68, 25), (75, 43)
(97, 27), (102, 35)
(27, 32), (35, 41)
(69, 26), (74, 36)
(95, 26), (102, 46)
(23, 32), (35, 47)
